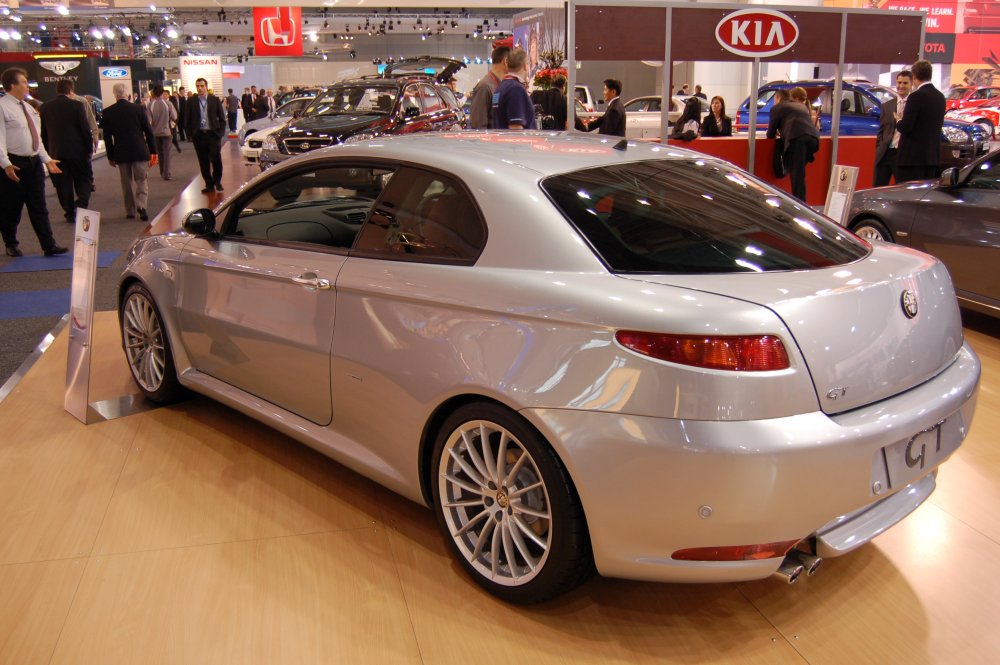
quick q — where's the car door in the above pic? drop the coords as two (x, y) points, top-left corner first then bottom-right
(909, 155), (1000, 303)
(396, 83), (428, 134)
(623, 97), (657, 139)
(174, 163), (393, 425)
(330, 165), (488, 478)
(419, 83), (457, 131)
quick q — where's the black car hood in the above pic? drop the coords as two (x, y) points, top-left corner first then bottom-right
(277, 113), (386, 140)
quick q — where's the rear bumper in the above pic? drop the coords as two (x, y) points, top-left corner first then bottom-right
(523, 343), (980, 583)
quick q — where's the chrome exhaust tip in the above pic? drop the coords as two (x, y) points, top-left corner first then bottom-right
(772, 559), (805, 584)
(789, 550), (823, 576)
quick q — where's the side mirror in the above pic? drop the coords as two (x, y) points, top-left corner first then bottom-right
(938, 167), (960, 188)
(183, 208), (217, 237)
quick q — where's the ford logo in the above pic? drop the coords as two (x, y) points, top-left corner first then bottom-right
(101, 68), (129, 78)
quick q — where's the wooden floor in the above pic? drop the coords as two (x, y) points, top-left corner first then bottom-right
(1, 147), (999, 663)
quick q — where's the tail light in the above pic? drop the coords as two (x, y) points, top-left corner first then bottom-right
(673, 540), (800, 561)
(615, 331), (790, 371)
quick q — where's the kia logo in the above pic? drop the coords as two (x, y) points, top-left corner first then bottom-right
(715, 9), (799, 59)
(260, 7), (297, 47)
(101, 68), (129, 78)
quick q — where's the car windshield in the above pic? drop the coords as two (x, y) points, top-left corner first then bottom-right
(541, 159), (868, 274)
(307, 86), (396, 116)
(948, 87), (972, 100)
(867, 85), (897, 105)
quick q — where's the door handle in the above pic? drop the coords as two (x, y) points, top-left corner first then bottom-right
(292, 273), (332, 290)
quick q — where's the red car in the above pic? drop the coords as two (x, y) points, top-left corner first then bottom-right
(947, 99), (1000, 139)
(945, 85), (1000, 110)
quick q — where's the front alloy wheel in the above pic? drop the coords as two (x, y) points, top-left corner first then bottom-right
(121, 283), (184, 403)
(433, 403), (591, 603)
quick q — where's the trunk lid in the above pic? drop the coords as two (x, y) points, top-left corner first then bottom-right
(623, 244), (964, 414)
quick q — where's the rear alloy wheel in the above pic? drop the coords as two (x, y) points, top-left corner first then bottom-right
(432, 403), (591, 604)
(120, 282), (185, 403)
(851, 218), (893, 243)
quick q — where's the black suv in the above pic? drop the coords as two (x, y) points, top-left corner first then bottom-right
(260, 58), (465, 170)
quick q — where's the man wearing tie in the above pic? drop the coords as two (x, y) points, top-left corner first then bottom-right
(873, 70), (912, 187)
(0, 67), (67, 257)
(183, 77), (227, 194)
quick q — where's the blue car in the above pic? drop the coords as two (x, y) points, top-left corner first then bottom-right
(737, 79), (991, 171)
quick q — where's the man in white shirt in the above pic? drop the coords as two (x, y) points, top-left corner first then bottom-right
(0, 67), (67, 257)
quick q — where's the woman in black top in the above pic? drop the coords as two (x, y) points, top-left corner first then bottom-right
(700, 96), (732, 137)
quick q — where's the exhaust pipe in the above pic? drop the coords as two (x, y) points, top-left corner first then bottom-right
(772, 558), (805, 584)
(788, 550), (823, 576)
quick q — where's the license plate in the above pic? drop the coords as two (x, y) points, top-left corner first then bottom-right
(882, 416), (964, 489)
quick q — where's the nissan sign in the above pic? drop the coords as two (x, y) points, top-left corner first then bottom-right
(100, 68), (129, 78)
(715, 9), (799, 59)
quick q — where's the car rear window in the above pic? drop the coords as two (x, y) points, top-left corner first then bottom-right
(541, 159), (868, 274)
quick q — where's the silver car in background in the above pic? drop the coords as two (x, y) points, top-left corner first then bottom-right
(237, 96), (315, 146)
(118, 133), (980, 603)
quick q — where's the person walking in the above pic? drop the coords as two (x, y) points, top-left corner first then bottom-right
(184, 77), (227, 194)
(253, 89), (270, 121)
(40, 79), (93, 224)
(146, 85), (177, 181)
(490, 49), (536, 130)
(468, 45), (510, 129)
(585, 79), (626, 137)
(766, 87), (820, 202)
(241, 87), (254, 124)
(873, 70), (912, 187)
(895, 60), (946, 183)
(225, 88), (240, 133)
(0, 67), (67, 257)
(101, 83), (156, 221)
(700, 96), (733, 137)
(265, 89), (277, 118)
(171, 87), (188, 142)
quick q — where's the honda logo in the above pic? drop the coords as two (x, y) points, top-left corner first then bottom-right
(259, 7), (297, 47)
(715, 9), (799, 59)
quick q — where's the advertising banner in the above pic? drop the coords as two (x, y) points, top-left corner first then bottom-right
(253, 7), (303, 57)
(64, 208), (100, 424)
(179, 55), (224, 95)
(99, 64), (131, 108)
(0, 0), (19, 10)
(513, 8), (565, 85)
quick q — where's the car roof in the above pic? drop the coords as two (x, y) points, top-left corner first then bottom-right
(277, 132), (705, 180)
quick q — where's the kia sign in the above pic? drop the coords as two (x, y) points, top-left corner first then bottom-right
(253, 7), (303, 57)
(715, 9), (799, 59)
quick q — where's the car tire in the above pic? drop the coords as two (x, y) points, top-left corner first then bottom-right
(431, 402), (592, 604)
(120, 282), (186, 404)
(976, 119), (995, 140)
(851, 217), (894, 243)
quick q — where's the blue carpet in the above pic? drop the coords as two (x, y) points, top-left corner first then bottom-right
(0, 289), (71, 320)
(0, 250), (121, 273)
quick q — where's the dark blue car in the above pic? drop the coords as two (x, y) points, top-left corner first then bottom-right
(737, 79), (991, 170)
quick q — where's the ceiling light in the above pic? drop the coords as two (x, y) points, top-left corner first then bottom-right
(166, 26), (178, 38)
(0, 30), (9, 40)
(10, 29), (21, 39)
(56, 5), (69, 16)
(121, 25), (131, 36)
(149, 35), (159, 44)
(11, 14), (22, 22)
(149, 4), (156, 10)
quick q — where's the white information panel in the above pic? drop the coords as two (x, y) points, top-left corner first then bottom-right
(179, 55), (225, 96)
(824, 165), (859, 227)
(64, 208), (100, 424)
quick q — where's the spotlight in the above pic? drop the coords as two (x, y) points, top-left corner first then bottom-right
(322, 52), (328, 61)
(57, 6), (69, 16)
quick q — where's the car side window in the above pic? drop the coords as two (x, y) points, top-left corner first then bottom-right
(624, 99), (646, 113)
(228, 166), (394, 249)
(400, 84), (422, 117)
(859, 93), (877, 115)
(756, 90), (776, 108)
(965, 158), (1000, 190)
(353, 167), (485, 263)
(419, 84), (444, 113)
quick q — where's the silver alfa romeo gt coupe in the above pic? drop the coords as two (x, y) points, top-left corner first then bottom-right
(118, 132), (980, 604)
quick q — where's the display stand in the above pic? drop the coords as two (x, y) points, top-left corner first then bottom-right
(823, 164), (858, 227)
(64, 208), (156, 424)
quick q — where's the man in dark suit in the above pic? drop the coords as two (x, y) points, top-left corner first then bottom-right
(39, 79), (93, 223)
(253, 89), (270, 121)
(895, 60), (946, 183)
(170, 87), (188, 142)
(101, 82), (156, 221)
(241, 87), (254, 123)
(585, 78), (626, 137)
(183, 77), (227, 194)
(873, 70), (912, 187)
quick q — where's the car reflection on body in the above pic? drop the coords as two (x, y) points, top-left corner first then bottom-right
(848, 149), (1000, 318)
(118, 132), (980, 603)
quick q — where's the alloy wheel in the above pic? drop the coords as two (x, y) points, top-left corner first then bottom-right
(122, 292), (166, 392)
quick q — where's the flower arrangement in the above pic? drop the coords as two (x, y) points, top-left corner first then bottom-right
(533, 49), (567, 88)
